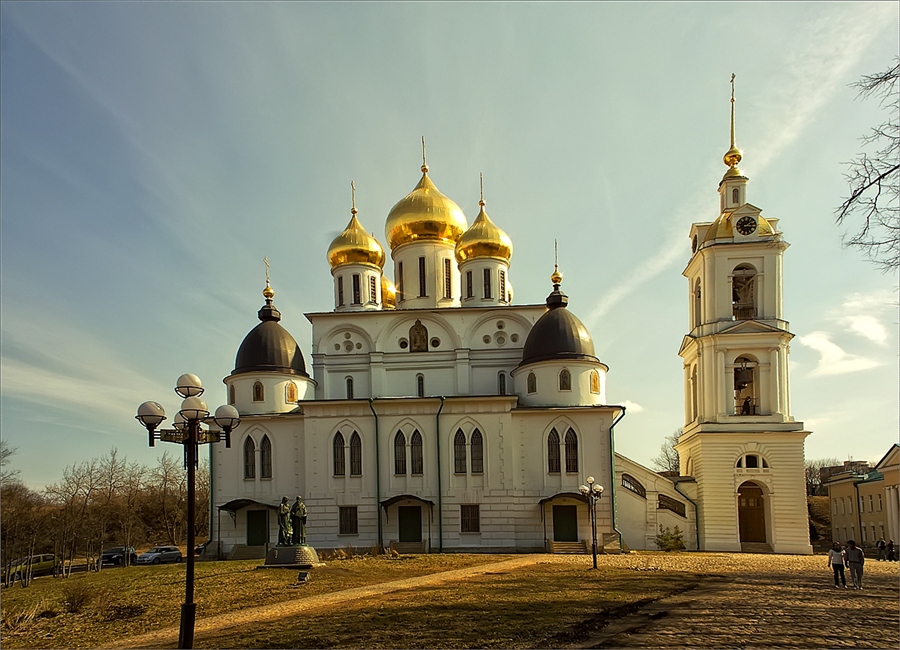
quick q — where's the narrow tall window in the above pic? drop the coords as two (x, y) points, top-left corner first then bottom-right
(337, 276), (345, 306)
(499, 270), (506, 302)
(483, 268), (492, 299)
(350, 432), (362, 476)
(243, 437), (256, 479)
(398, 262), (404, 302)
(416, 374), (425, 398)
(527, 372), (537, 394)
(466, 271), (473, 299)
(410, 430), (423, 475)
(253, 381), (264, 402)
(547, 429), (561, 474)
(454, 430), (467, 474)
(565, 428), (578, 473)
(443, 258), (452, 299)
(346, 377), (354, 399)
(339, 506), (358, 535)
(352, 274), (361, 304)
(228, 384), (235, 405)
(732, 188), (739, 204)
(460, 504), (480, 533)
(394, 431), (406, 475)
(470, 429), (483, 474)
(260, 435), (272, 479)
(559, 368), (571, 391)
(418, 257), (427, 297)
(498, 372), (507, 395)
(369, 275), (378, 304)
(333, 432), (346, 476)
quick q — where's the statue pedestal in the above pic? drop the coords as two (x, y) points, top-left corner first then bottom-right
(259, 544), (322, 569)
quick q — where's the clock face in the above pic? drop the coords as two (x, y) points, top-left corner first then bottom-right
(736, 216), (757, 236)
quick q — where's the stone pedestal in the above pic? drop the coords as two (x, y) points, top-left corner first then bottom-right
(260, 544), (322, 569)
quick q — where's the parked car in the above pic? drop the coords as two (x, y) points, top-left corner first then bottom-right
(194, 540), (212, 556)
(136, 546), (183, 565)
(5, 554), (60, 580)
(101, 547), (138, 566)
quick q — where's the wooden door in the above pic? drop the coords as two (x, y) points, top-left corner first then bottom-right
(398, 506), (422, 542)
(553, 505), (579, 542)
(738, 483), (766, 543)
(246, 510), (269, 546)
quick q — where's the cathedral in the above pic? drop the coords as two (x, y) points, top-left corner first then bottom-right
(210, 96), (813, 557)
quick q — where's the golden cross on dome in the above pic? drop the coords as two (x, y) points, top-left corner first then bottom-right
(551, 239), (563, 286)
(730, 73), (736, 150)
(264, 256), (270, 285)
(351, 180), (357, 215)
(421, 136), (428, 173)
(479, 172), (485, 207)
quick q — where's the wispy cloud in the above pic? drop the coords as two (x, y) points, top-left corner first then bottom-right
(830, 290), (897, 346)
(618, 400), (645, 414)
(796, 331), (883, 377)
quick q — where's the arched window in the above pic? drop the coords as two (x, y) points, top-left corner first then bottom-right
(527, 372), (537, 394)
(349, 432), (362, 476)
(333, 432), (346, 476)
(228, 384), (235, 405)
(346, 377), (354, 400)
(243, 437), (256, 479)
(410, 430), (423, 475)
(690, 365), (699, 422)
(286, 382), (298, 403)
(621, 473), (646, 498)
(394, 431), (406, 475)
(253, 381), (264, 402)
(732, 187), (739, 204)
(547, 429), (561, 474)
(416, 374), (425, 398)
(483, 268), (492, 299)
(732, 264), (756, 320)
(590, 370), (600, 394)
(736, 453), (769, 469)
(260, 435), (272, 479)
(559, 369), (571, 391)
(565, 428), (578, 473)
(454, 430), (467, 474)
(498, 372), (507, 395)
(470, 429), (483, 474)
(693, 279), (702, 328)
(337, 275), (345, 307)
(733, 356), (759, 415)
(352, 273), (362, 304)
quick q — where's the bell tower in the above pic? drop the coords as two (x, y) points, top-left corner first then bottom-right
(675, 76), (812, 555)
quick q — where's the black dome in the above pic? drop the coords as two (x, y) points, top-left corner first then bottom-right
(519, 287), (598, 366)
(232, 299), (308, 377)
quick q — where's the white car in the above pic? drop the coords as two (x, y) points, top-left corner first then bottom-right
(136, 546), (183, 565)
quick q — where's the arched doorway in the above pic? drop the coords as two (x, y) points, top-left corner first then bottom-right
(738, 482), (766, 543)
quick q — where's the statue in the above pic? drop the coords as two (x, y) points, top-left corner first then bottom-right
(278, 496), (293, 546)
(291, 496), (308, 545)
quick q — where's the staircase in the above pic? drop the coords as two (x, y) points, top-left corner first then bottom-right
(550, 541), (587, 554)
(741, 542), (774, 554)
(390, 541), (428, 554)
(227, 544), (267, 561)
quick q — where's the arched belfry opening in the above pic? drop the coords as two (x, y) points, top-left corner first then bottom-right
(733, 356), (759, 415)
(732, 264), (756, 320)
(737, 481), (767, 543)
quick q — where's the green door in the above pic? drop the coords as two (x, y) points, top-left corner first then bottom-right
(398, 506), (422, 542)
(553, 505), (579, 542)
(247, 510), (269, 546)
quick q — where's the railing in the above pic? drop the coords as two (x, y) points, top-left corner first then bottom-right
(733, 304), (757, 320)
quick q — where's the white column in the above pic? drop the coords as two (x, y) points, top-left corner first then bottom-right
(717, 349), (726, 417)
(887, 486), (899, 543)
(770, 348), (781, 416)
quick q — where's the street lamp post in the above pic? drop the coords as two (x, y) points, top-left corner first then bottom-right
(579, 476), (605, 570)
(136, 374), (240, 650)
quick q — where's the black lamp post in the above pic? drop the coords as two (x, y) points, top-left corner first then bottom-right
(579, 476), (605, 570)
(136, 373), (240, 650)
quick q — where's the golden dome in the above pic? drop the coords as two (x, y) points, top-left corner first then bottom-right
(381, 276), (396, 309)
(703, 212), (775, 243)
(455, 201), (512, 264)
(385, 168), (468, 250)
(328, 213), (385, 269)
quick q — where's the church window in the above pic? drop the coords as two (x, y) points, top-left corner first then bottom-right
(350, 432), (362, 476)
(410, 430), (423, 475)
(398, 262), (405, 302)
(878, 494), (883, 511)
(736, 453), (769, 469)
(733, 357), (758, 415)
(732, 188), (739, 204)
(228, 384), (235, 405)
(470, 429), (483, 474)
(369, 275), (378, 304)
(621, 473), (646, 498)
(416, 374), (425, 397)
(527, 372), (537, 394)
(498, 372), (507, 395)
(444, 258), (452, 299)
(590, 370), (600, 394)
(418, 257), (427, 297)
(499, 270), (506, 303)
(253, 381), (264, 402)
(693, 279), (702, 328)
(731, 264), (757, 320)
(460, 504), (480, 533)
(352, 274), (361, 304)
(333, 432), (346, 476)
(243, 437), (256, 480)
(658, 494), (687, 517)
(564, 428), (578, 473)
(547, 429), (561, 474)
(337, 276), (345, 306)
(454, 430), (466, 474)
(394, 431), (406, 475)
(286, 382), (298, 403)
(346, 377), (354, 400)
(559, 368), (571, 391)
(483, 268), (492, 299)
(260, 435), (272, 479)
(339, 506), (358, 535)
(868, 495), (873, 512)
(465, 271), (473, 299)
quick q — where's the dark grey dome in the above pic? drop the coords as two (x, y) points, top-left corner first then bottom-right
(519, 287), (598, 366)
(232, 299), (308, 377)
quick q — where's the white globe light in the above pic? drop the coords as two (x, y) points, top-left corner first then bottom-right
(179, 396), (209, 420)
(174, 412), (188, 432)
(175, 373), (204, 398)
(214, 404), (241, 431)
(587, 476), (595, 484)
(594, 484), (604, 494)
(136, 401), (166, 429)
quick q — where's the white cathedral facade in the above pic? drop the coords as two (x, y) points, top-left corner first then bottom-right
(210, 111), (813, 556)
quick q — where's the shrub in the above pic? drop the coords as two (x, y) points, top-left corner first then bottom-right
(61, 579), (95, 613)
(655, 525), (686, 552)
(1, 598), (50, 634)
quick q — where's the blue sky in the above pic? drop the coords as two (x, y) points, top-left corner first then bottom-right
(1, 2), (897, 490)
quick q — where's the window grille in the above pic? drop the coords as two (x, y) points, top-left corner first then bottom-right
(470, 429), (483, 474)
(337, 276), (344, 306)
(564, 428), (578, 473)
(483, 268), (492, 299)
(346, 377), (354, 400)
(394, 431), (406, 475)
(243, 437), (256, 479)
(547, 429), (561, 474)
(444, 258), (452, 299)
(466, 271), (473, 298)
(370, 275), (377, 304)
(621, 473), (646, 498)
(350, 432), (362, 476)
(418, 257), (426, 297)
(460, 505), (480, 533)
(499, 270), (506, 302)
(658, 494), (686, 517)
(410, 430), (423, 475)
(260, 435), (272, 479)
(352, 274), (361, 304)
(454, 430), (466, 474)
(416, 374), (425, 398)
(333, 433), (345, 476)
(339, 506), (358, 535)
(498, 372), (506, 395)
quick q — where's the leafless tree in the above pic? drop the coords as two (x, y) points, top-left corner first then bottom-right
(1, 439), (21, 488)
(652, 429), (683, 474)
(837, 60), (900, 271)
(805, 457), (842, 496)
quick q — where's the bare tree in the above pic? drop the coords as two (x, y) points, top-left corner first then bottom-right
(652, 429), (682, 474)
(1, 439), (21, 488)
(837, 60), (900, 271)
(805, 457), (842, 496)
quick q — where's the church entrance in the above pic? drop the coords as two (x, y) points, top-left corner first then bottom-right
(246, 509), (269, 546)
(398, 506), (422, 543)
(552, 505), (579, 542)
(738, 483), (766, 543)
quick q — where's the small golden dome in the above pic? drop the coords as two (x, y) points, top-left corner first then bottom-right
(328, 213), (385, 269)
(703, 212), (776, 243)
(723, 145), (742, 168)
(385, 170), (468, 250)
(455, 201), (512, 264)
(381, 276), (396, 309)
(263, 283), (275, 299)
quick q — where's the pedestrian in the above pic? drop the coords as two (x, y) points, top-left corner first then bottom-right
(844, 539), (865, 589)
(888, 540), (896, 562)
(876, 537), (886, 561)
(827, 541), (847, 588)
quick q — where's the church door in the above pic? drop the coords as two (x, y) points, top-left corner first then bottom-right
(738, 483), (766, 543)
(552, 505), (579, 542)
(246, 510), (269, 546)
(398, 506), (422, 543)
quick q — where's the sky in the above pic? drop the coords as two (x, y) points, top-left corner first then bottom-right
(1, 2), (897, 491)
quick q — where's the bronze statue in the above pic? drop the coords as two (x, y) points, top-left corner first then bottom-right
(278, 496), (293, 546)
(291, 496), (308, 545)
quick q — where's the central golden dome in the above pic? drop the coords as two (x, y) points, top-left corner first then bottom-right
(328, 213), (385, 269)
(385, 168), (468, 250)
(455, 202), (512, 263)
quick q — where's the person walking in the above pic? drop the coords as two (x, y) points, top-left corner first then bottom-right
(844, 539), (865, 589)
(887, 539), (896, 562)
(827, 541), (847, 588)
(876, 537), (886, 561)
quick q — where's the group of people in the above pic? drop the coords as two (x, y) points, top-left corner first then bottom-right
(827, 537), (895, 590)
